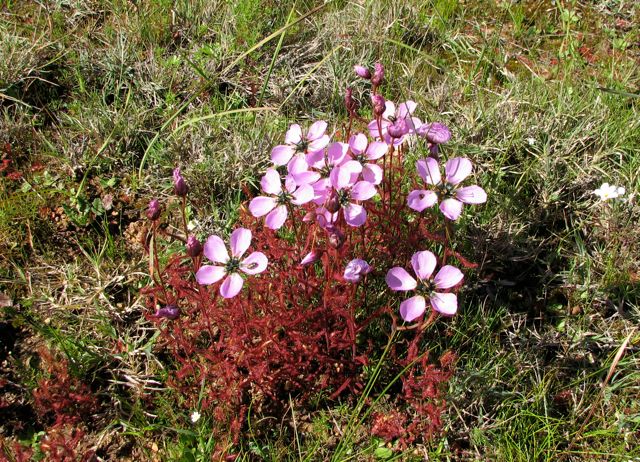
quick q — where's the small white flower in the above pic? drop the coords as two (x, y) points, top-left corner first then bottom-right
(527, 137), (536, 146)
(593, 182), (625, 202)
(190, 411), (201, 423)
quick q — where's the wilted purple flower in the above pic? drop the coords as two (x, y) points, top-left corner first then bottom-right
(345, 87), (358, 116)
(195, 228), (268, 298)
(408, 157), (487, 220)
(328, 227), (345, 249)
(344, 259), (372, 283)
(155, 304), (180, 320)
(371, 62), (384, 86)
(368, 100), (421, 145)
(387, 118), (410, 139)
(354, 65), (371, 79)
(249, 169), (314, 230)
(147, 199), (161, 220)
(186, 235), (203, 257)
(173, 168), (188, 197)
(417, 122), (451, 155)
(386, 250), (463, 321)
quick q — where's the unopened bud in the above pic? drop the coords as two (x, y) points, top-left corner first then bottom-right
(345, 87), (358, 115)
(299, 250), (321, 267)
(147, 199), (161, 220)
(186, 235), (203, 257)
(371, 62), (384, 86)
(155, 304), (179, 320)
(325, 193), (341, 214)
(354, 65), (371, 79)
(371, 94), (386, 117)
(328, 228), (345, 249)
(173, 167), (189, 197)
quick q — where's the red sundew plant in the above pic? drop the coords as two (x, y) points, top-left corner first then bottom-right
(144, 62), (486, 446)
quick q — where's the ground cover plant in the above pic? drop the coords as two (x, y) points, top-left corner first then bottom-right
(1, 0), (639, 460)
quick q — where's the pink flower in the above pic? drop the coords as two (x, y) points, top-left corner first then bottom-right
(344, 259), (372, 283)
(328, 165), (377, 227)
(417, 122), (451, 155)
(385, 250), (463, 321)
(341, 133), (387, 185)
(367, 100), (421, 145)
(408, 157), (487, 220)
(195, 228), (268, 298)
(354, 65), (371, 79)
(249, 169), (314, 230)
(271, 121), (330, 172)
(173, 167), (188, 197)
(300, 250), (322, 267)
(307, 142), (350, 205)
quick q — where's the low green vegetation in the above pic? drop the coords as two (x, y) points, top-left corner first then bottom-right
(1, 0), (638, 460)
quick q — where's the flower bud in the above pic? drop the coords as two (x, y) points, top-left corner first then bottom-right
(173, 167), (189, 197)
(354, 65), (371, 79)
(328, 228), (345, 249)
(417, 122), (451, 144)
(186, 235), (203, 257)
(325, 193), (341, 214)
(155, 304), (179, 320)
(371, 94), (386, 117)
(147, 199), (161, 220)
(387, 119), (409, 139)
(371, 62), (384, 86)
(345, 87), (358, 115)
(299, 250), (321, 267)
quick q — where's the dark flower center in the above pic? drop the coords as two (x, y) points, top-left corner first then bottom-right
(295, 139), (310, 153)
(225, 257), (241, 273)
(337, 189), (351, 207)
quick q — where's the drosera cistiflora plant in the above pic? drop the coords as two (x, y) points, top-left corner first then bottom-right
(142, 62), (485, 456)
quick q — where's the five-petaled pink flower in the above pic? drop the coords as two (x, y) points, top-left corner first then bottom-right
(249, 169), (314, 230)
(196, 228), (268, 298)
(271, 121), (330, 175)
(386, 250), (463, 321)
(328, 165), (377, 227)
(408, 157), (487, 220)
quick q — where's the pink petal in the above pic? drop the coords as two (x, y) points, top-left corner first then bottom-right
(307, 135), (330, 153)
(265, 205), (288, 230)
(306, 149), (324, 168)
(285, 124), (302, 144)
(385, 267), (418, 291)
(367, 119), (390, 139)
(203, 235), (229, 264)
(456, 185), (487, 204)
(287, 154), (308, 176)
(249, 196), (277, 217)
(430, 292), (458, 316)
(306, 120), (327, 141)
(195, 265), (226, 285)
(397, 100), (417, 119)
(327, 142), (349, 166)
(343, 203), (367, 227)
(349, 133), (368, 154)
(418, 122), (451, 144)
(365, 141), (387, 160)
(292, 170), (321, 186)
(240, 251), (268, 275)
(351, 181), (377, 201)
(362, 164), (383, 185)
(445, 157), (472, 185)
(416, 157), (441, 185)
(330, 165), (354, 190)
(382, 101), (396, 120)
(312, 178), (331, 204)
(410, 250), (437, 281)
(434, 265), (463, 289)
(407, 189), (438, 212)
(230, 228), (251, 258)
(439, 198), (463, 220)
(291, 184), (314, 205)
(271, 145), (295, 166)
(399, 295), (426, 322)
(261, 168), (282, 195)
(220, 273), (244, 299)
